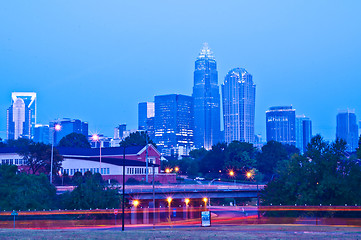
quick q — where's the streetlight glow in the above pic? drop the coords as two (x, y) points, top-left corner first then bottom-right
(175, 167), (179, 172)
(203, 197), (208, 204)
(92, 134), (99, 141)
(229, 170), (235, 177)
(55, 124), (61, 131)
(167, 197), (172, 205)
(165, 168), (170, 173)
(133, 200), (139, 207)
(185, 198), (190, 205)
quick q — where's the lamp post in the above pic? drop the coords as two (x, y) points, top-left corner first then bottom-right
(203, 197), (208, 210)
(92, 134), (101, 174)
(152, 158), (156, 229)
(122, 143), (126, 231)
(229, 170), (236, 185)
(50, 124), (61, 184)
(185, 198), (190, 219)
(167, 197), (172, 221)
(246, 170), (260, 219)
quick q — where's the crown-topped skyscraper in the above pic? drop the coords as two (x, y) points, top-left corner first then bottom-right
(192, 43), (221, 149)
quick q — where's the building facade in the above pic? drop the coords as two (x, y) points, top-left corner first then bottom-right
(192, 43), (221, 150)
(296, 115), (312, 153)
(266, 106), (296, 145)
(33, 124), (50, 144)
(138, 102), (155, 140)
(154, 94), (193, 156)
(222, 68), (256, 143)
(50, 118), (88, 145)
(336, 110), (358, 152)
(7, 92), (37, 140)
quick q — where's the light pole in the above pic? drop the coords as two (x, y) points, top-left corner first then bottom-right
(145, 132), (148, 182)
(152, 158), (156, 229)
(122, 143), (126, 231)
(246, 170), (260, 219)
(50, 124), (61, 184)
(229, 170), (236, 185)
(92, 134), (101, 174)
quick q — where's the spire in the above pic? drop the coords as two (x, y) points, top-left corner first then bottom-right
(198, 42), (215, 60)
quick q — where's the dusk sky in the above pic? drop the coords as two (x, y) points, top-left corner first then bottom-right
(1, 1), (361, 142)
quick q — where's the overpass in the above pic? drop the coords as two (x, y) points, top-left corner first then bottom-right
(123, 184), (263, 200)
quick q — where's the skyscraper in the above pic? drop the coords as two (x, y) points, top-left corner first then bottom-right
(192, 43), (221, 149)
(222, 68), (256, 143)
(336, 110), (358, 152)
(7, 92), (36, 140)
(296, 115), (312, 153)
(138, 102), (155, 130)
(138, 102), (155, 140)
(266, 106), (296, 145)
(50, 118), (88, 145)
(154, 94), (193, 156)
(33, 124), (50, 144)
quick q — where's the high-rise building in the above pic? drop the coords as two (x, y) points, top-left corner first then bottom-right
(50, 118), (88, 145)
(266, 106), (296, 145)
(114, 124), (127, 139)
(33, 124), (50, 144)
(138, 102), (155, 130)
(7, 92), (36, 140)
(336, 110), (358, 152)
(138, 102), (155, 140)
(154, 94), (193, 156)
(296, 115), (312, 153)
(192, 43), (221, 149)
(222, 68), (256, 143)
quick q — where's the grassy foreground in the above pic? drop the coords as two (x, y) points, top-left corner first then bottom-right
(0, 225), (361, 239)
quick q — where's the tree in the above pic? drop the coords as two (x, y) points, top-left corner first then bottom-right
(256, 141), (289, 180)
(261, 135), (361, 206)
(224, 141), (257, 173)
(58, 133), (91, 148)
(120, 131), (155, 147)
(199, 142), (227, 176)
(60, 172), (120, 209)
(18, 142), (63, 176)
(0, 165), (57, 211)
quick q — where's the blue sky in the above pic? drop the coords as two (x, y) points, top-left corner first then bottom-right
(1, 1), (361, 142)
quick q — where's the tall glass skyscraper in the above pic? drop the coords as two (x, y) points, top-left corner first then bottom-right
(336, 110), (358, 152)
(192, 43), (221, 149)
(50, 118), (88, 145)
(266, 106), (296, 145)
(154, 94), (193, 156)
(7, 92), (36, 140)
(296, 115), (312, 153)
(222, 68), (256, 143)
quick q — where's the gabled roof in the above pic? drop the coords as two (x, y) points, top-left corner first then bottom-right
(64, 156), (159, 167)
(57, 145), (159, 157)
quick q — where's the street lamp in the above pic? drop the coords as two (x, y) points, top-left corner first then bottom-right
(185, 198), (190, 220)
(167, 197), (172, 220)
(228, 170), (236, 185)
(50, 124), (61, 184)
(132, 200), (139, 208)
(92, 134), (101, 174)
(246, 170), (260, 219)
(174, 167), (179, 173)
(203, 197), (208, 210)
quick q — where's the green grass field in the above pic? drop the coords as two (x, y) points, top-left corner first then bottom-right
(0, 225), (361, 239)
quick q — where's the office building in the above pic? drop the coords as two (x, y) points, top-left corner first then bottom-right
(138, 102), (155, 140)
(192, 43), (221, 149)
(6, 92), (36, 140)
(154, 94), (193, 156)
(266, 106), (296, 145)
(33, 124), (50, 144)
(50, 118), (88, 145)
(114, 124), (127, 140)
(336, 110), (358, 152)
(296, 115), (312, 153)
(222, 68), (256, 143)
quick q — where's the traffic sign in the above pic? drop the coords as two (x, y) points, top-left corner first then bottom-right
(201, 211), (211, 227)
(11, 211), (18, 216)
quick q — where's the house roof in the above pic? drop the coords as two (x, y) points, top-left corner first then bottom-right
(64, 156), (159, 167)
(57, 145), (153, 156)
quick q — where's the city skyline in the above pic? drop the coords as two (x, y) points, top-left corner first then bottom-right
(1, 1), (361, 142)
